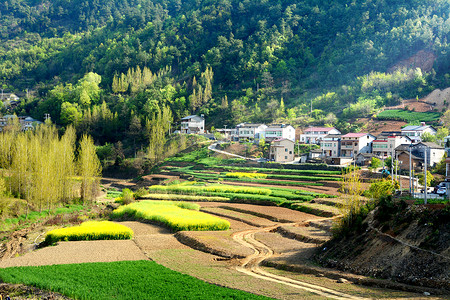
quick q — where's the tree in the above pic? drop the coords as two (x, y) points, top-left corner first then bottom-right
(418, 170), (434, 187)
(421, 132), (437, 143)
(78, 134), (102, 203)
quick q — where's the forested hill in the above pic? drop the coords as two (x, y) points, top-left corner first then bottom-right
(2, 0), (450, 142)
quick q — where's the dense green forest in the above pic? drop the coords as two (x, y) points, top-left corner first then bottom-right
(2, 0), (450, 148)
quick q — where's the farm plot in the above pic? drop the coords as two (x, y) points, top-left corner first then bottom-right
(164, 165), (340, 186)
(0, 260), (271, 300)
(44, 221), (134, 244)
(111, 200), (230, 231)
(145, 182), (334, 211)
(376, 109), (440, 123)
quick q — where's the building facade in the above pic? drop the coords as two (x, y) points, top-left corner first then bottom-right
(320, 134), (341, 158)
(299, 127), (341, 144)
(340, 133), (376, 158)
(269, 138), (295, 162)
(372, 135), (412, 159)
(237, 123), (267, 141)
(180, 115), (205, 134)
(264, 124), (295, 142)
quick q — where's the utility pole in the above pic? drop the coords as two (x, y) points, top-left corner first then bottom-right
(424, 150), (427, 205)
(409, 145), (412, 195)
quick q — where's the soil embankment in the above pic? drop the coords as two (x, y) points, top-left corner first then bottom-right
(316, 203), (450, 294)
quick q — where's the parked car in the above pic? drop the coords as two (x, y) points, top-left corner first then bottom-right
(420, 187), (434, 193)
(437, 186), (447, 196)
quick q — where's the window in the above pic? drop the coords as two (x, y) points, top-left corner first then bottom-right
(285, 148), (288, 152)
(289, 151), (292, 154)
(285, 156), (287, 159)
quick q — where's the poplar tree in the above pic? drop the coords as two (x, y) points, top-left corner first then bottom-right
(78, 134), (102, 203)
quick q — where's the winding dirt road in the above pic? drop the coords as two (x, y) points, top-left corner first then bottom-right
(232, 225), (370, 300)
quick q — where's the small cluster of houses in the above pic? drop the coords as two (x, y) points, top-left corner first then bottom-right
(305, 124), (446, 170)
(0, 115), (42, 131)
(180, 114), (449, 168)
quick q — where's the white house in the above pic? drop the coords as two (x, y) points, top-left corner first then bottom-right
(236, 123), (267, 141)
(401, 123), (436, 143)
(320, 134), (341, 158)
(340, 133), (376, 158)
(269, 138), (295, 162)
(180, 115), (205, 134)
(300, 127), (341, 144)
(411, 142), (445, 167)
(372, 135), (412, 159)
(264, 124), (295, 142)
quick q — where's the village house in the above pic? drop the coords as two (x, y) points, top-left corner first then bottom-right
(299, 127), (341, 144)
(236, 123), (267, 142)
(395, 144), (423, 171)
(340, 133), (376, 158)
(269, 138), (295, 162)
(372, 134), (412, 159)
(264, 124), (295, 142)
(0, 115), (42, 131)
(410, 142), (445, 167)
(180, 115), (205, 134)
(401, 123), (436, 143)
(320, 134), (341, 158)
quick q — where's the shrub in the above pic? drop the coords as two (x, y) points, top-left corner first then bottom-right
(44, 221), (133, 244)
(122, 188), (135, 205)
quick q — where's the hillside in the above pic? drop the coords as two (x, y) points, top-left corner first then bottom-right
(2, 0), (450, 146)
(316, 199), (450, 293)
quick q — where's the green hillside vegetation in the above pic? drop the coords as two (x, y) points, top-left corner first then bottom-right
(376, 109), (441, 123)
(1, 0), (450, 154)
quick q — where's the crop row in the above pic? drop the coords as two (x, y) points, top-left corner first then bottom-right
(218, 165), (342, 175)
(111, 201), (230, 231)
(148, 184), (272, 195)
(139, 193), (229, 202)
(44, 221), (133, 244)
(224, 172), (268, 179)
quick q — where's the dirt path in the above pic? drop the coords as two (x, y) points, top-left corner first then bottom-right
(232, 225), (369, 300)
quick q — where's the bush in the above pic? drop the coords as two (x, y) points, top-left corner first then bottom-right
(122, 188), (135, 205)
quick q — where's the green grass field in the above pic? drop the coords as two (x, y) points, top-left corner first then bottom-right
(376, 109), (441, 123)
(0, 260), (271, 300)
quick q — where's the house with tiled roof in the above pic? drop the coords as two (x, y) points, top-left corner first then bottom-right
(401, 123), (436, 143)
(340, 133), (376, 158)
(299, 127), (341, 144)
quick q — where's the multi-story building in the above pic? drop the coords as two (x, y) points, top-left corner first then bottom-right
(264, 124), (295, 142)
(372, 135), (412, 159)
(299, 127), (341, 144)
(320, 134), (341, 158)
(269, 138), (295, 162)
(340, 133), (376, 158)
(180, 115), (205, 134)
(401, 123), (436, 143)
(236, 123), (267, 141)
(410, 142), (445, 167)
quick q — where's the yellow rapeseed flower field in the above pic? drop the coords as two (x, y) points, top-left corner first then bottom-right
(45, 221), (134, 244)
(224, 172), (268, 179)
(111, 201), (230, 231)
